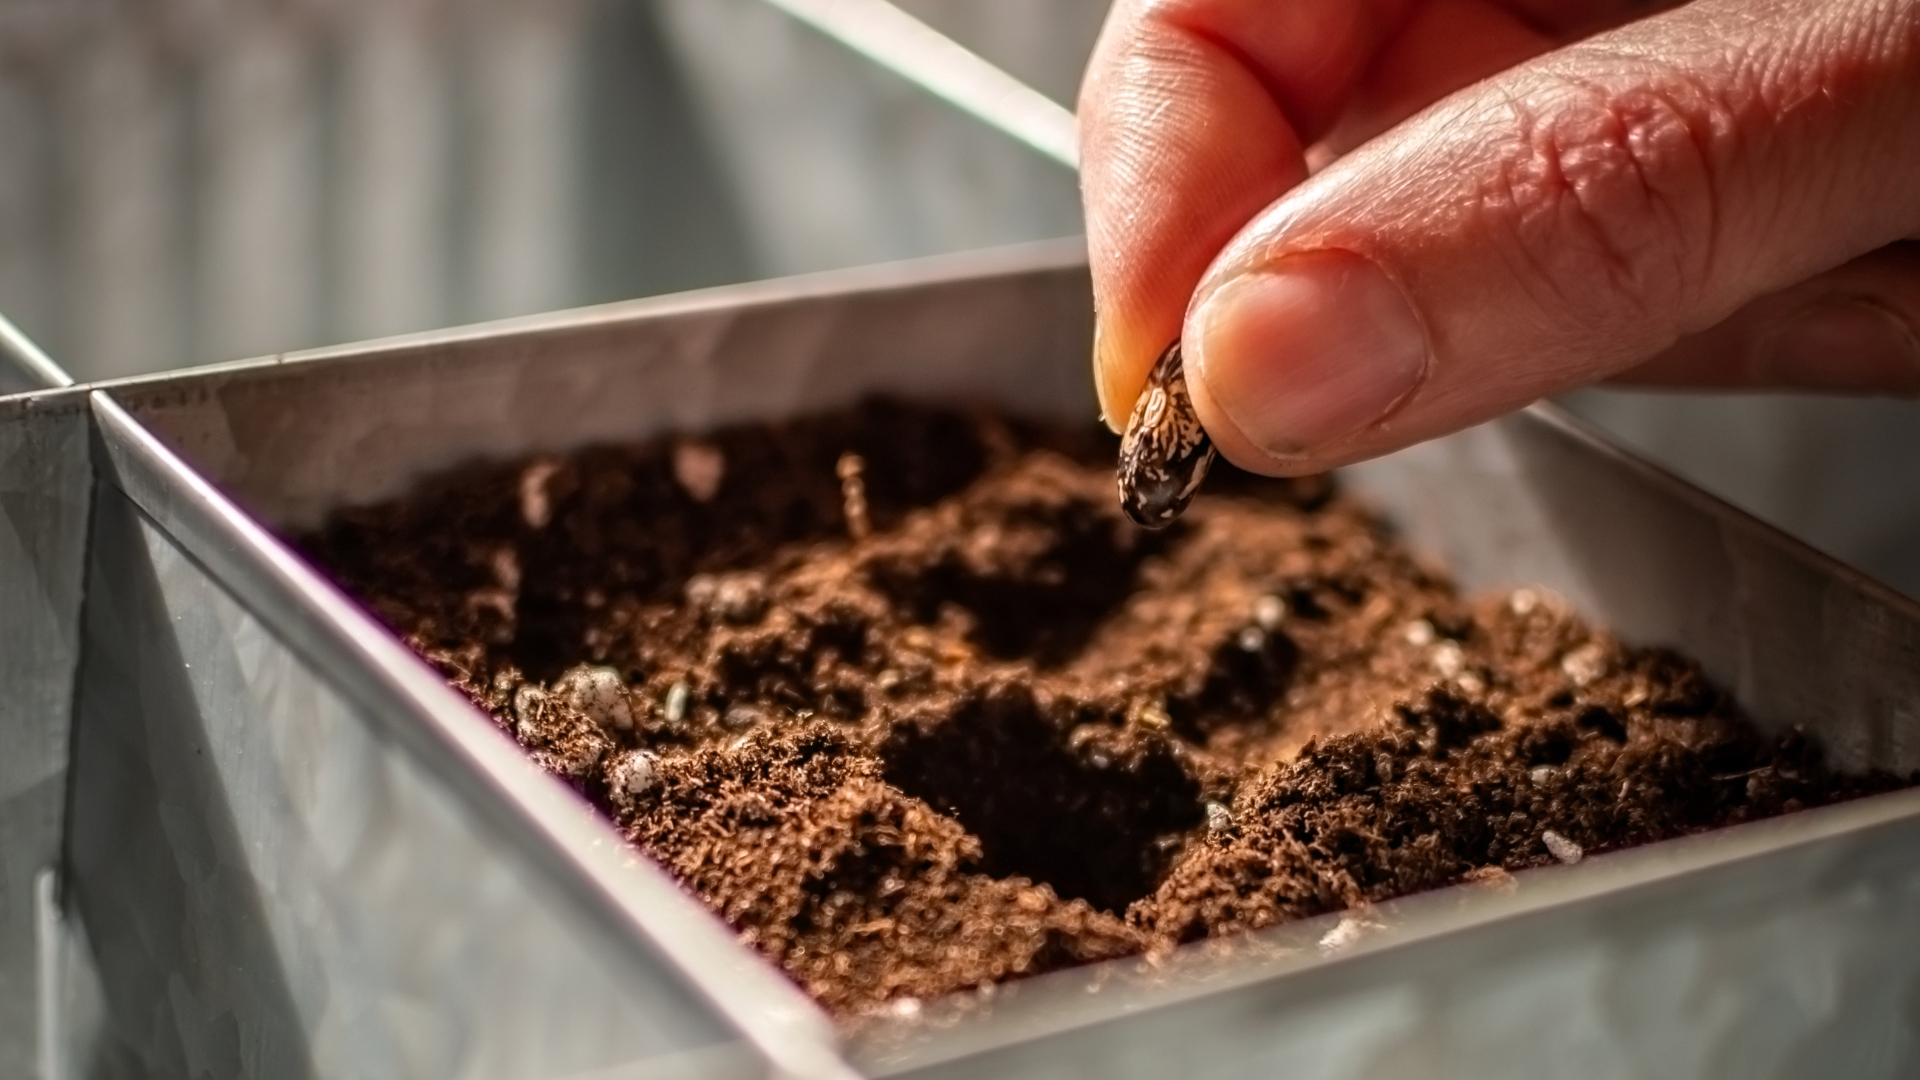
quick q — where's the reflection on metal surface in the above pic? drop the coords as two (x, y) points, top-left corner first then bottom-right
(34, 866), (104, 1080)
(758, 0), (1079, 168)
(888, 0), (1111, 109)
(0, 0), (1080, 380)
(0, 311), (69, 392)
(1563, 388), (1920, 601)
(96, 244), (1920, 1078)
(0, 391), (91, 1078)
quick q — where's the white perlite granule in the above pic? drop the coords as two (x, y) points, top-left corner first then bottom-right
(1559, 642), (1607, 687)
(1253, 594), (1286, 631)
(1542, 829), (1585, 865)
(608, 751), (660, 811)
(1204, 801), (1235, 833)
(556, 665), (635, 732)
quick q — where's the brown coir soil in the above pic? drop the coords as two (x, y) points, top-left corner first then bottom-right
(300, 401), (1907, 1018)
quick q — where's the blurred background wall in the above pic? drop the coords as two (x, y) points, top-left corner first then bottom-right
(0, 0), (1083, 380)
(890, 0), (1109, 108)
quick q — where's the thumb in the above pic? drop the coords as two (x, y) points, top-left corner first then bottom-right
(1182, 0), (1920, 475)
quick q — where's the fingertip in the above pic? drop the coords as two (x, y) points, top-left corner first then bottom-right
(1098, 313), (1152, 430)
(1184, 336), (1321, 477)
(1079, 2), (1323, 439)
(1185, 251), (1430, 467)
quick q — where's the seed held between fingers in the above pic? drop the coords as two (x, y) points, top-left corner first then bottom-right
(1117, 342), (1216, 529)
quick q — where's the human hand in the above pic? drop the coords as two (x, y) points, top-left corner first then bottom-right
(1080, 0), (1920, 474)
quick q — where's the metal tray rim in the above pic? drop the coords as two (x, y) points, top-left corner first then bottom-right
(88, 237), (1090, 402)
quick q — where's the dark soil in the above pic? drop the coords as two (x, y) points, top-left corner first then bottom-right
(299, 400), (1909, 1018)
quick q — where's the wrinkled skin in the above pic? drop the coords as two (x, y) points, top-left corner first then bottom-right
(1081, 0), (1920, 475)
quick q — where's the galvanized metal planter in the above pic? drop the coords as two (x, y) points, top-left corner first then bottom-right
(81, 244), (1920, 1079)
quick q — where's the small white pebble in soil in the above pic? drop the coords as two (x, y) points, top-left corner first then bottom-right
(511, 684), (548, 735)
(1205, 801), (1235, 833)
(713, 573), (768, 623)
(888, 996), (922, 1019)
(1403, 618), (1436, 647)
(518, 459), (562, 529)
(1374, 752), (1395, 784)
(1253, 594), (1287, 631)
(1430, 640), (1465, 678)
(1454, 672), (1486, 696)
(672, 439), (726, 502)
(1236, 626), (1267, 653)
(1542, 830), (1585, 865)
(1530, 765), (1554, 786)
(1560, 642), (1607, 687)
(684, 574), (716, 609)
(608, 750), (658, 809)
(1508, 588), (1540, 616)
(663, 681), (691, 726)
(556, 665), (634, 732)
(687, 572), (768, 624)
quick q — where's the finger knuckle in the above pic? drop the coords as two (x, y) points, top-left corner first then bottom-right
(1478, 67), (1738, 330)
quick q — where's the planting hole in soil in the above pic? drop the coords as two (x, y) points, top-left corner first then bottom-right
(880, 682), (1201, 914)
(301, 400), (1914, 1018)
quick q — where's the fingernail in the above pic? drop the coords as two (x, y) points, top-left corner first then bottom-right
(1189, 250), (1428, 459)
(1093, 319), (1127, 434)
(1765, 298), (1920, 394)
